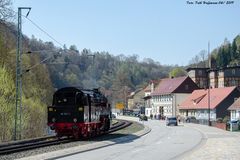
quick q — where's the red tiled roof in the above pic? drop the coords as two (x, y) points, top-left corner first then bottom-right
(179, 86), (237, 110)
(228, 98), (240, 110)
(151, 76), (188, 95)
(144, 80), (160, 92)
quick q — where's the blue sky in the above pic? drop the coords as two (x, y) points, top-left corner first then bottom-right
(13, 0), (240, 65)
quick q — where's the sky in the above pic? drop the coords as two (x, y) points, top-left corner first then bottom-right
(12, 0), (240, 65)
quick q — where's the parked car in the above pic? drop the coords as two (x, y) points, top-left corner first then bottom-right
(166, 116), (178, 126)
(133, 111), (140, 117)
(185, 116), (196, 123)
(139, 114), (148, 121)
(226, 120), (240, 130)
(111, 114), (116, 119)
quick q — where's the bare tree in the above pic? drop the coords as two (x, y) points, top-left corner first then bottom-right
(0, 0), (14, 21)
(199, 50), (207, 67)
(189, 50), (208, 67)
(199, 50), (207, 62)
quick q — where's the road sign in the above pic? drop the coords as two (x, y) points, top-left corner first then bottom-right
(115, 103), (124, 109)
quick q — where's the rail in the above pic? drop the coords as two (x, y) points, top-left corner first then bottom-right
(0, 119), (131, 155)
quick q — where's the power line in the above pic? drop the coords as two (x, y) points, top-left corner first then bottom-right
(22, 15), (64, 48)
(21, 15), (81, 55)
(12, 11), (82, 55)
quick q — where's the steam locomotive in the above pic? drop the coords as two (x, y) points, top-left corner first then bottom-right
(47, 87), (111, 138)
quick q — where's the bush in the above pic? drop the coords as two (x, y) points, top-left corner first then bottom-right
(223, 116), (230, 123)
(216, 118), (223, 123)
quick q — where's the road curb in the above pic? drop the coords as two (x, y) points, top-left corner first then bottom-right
(17, 122), (151, 160)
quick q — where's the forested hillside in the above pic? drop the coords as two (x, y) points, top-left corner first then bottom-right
(0, 21), (54, 141)
(27, 37), (173, 105)
(189, 35), (240, 68)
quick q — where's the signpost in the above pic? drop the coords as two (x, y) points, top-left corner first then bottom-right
(115, 103), (124, 110)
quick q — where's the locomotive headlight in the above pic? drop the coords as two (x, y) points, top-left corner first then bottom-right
(52, 118), (56, 122)
(73, 118), (77, 123)
(49, 107), (53, 112)
(78, 107), (83, 111)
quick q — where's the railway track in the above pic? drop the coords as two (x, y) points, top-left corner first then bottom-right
(0, 120), (131, 155)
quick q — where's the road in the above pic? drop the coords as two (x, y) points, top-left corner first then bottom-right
(57, 117), (203, 160)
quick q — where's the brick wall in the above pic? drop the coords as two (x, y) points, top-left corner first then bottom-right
(213, 122), (227, 130)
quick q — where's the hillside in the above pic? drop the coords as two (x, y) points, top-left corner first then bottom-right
(0, 20), (173, 141)
(0, 21), (54, 141)
(188, 35), (240, 68)
(28, 38), (174, 104)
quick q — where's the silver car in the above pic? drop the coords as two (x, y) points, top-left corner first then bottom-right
(166, 117), (178, 126)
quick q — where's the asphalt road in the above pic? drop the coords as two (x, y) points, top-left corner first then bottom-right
(57, 117), (203, 160)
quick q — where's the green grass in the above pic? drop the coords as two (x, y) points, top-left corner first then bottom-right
(113, 121), (144, 135)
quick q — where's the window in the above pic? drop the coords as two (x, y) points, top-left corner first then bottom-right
(232, 110), (236, 119)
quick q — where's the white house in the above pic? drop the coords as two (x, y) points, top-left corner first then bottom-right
(143, 80), (158, 117)
(151, 76), (199, 118)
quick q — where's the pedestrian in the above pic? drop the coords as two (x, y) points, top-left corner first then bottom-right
(178, 116), (181, 124)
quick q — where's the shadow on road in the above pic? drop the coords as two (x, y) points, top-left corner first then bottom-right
(47, 134), (140, 160)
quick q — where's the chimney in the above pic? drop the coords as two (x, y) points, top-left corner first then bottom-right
(151, 82), (154, 93)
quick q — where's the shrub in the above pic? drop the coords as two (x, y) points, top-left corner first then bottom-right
(216, 118), (223, 123)
(223, 116), (230, 123)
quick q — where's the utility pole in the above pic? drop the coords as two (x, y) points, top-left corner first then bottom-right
(14, 7), (31, 141)
(208, 41), (211, 126)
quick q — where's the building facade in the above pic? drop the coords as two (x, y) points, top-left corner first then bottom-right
(127, 88), (145, 110)
(218, 66), (240, 88)
(228, 98), (240, 121)
(187, 68), (209, 89)
(143, 80), (158, 117)
(179, 87), (240, 121)
(151, 76), (199, 118)
(187, 66), (240, 89)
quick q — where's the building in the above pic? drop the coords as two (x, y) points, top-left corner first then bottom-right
(127, 88), (145, 110)
(228, 98), (240, 121)
(209, 69), (218, 88)
(150, 76), (199, 118)
(179, 87), (240, 122)
(218, 66), (240, 88)
(187, 68), (209, 89)
(187, 66), (240, 89)
(143, 80), (159, 117)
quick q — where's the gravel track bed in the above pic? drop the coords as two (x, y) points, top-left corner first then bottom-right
(0, 121), (144, 160)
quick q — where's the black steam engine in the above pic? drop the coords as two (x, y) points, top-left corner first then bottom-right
(47, 87), (111, 138)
